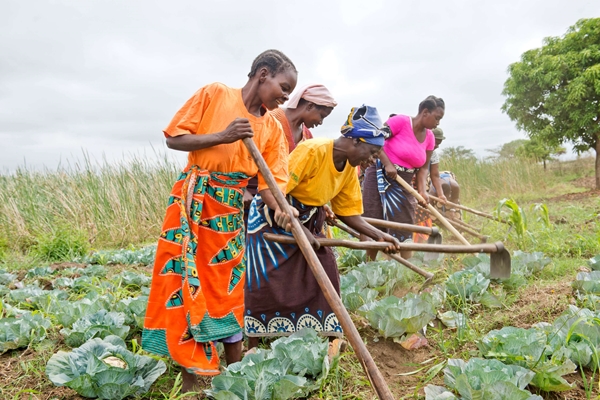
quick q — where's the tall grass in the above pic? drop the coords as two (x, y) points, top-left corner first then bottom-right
(440, 156), (594, 206)
(0, 154), (180, 251)
(0, 152), (595, 252)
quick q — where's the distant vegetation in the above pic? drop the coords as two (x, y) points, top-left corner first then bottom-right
(0, 152), (595, 257)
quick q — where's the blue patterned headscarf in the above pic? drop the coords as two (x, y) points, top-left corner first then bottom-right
(340, 105), (385, 146)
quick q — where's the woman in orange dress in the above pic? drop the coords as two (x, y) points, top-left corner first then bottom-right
(141, 49), (298, 392)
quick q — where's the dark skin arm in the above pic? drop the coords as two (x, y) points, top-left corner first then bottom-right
(415, 149), (433, 206)
(258, 188), (297, 232)
(378, 150), (397, 180)
(167, 117), (298, 233)
(261, 188), (319, 249)
(165, 118), (254, 151)
(429, 162), (447, 203)
(338, 215), (401, 253)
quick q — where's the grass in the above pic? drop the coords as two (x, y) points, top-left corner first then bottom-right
(0, 153), (180, 253)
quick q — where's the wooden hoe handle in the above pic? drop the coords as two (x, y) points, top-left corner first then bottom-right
(394, 175), (471, 246)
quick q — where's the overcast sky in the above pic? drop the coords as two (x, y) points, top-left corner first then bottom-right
(1, 0), (598, 172)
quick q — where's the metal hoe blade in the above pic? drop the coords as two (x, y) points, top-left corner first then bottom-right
(424, 230), (443, 261)
(490, 242), (511, 279)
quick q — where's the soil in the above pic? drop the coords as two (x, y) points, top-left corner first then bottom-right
(365, 330), (444, 399)
(533, 175), (599, 204)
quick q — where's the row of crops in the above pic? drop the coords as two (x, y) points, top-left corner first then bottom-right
(2, 246), (600, 399)
(339, 250), (600, 399)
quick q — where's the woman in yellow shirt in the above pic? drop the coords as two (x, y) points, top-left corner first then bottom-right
(244, 105), (400, 348)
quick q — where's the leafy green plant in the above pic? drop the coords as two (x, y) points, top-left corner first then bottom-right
(573, 271), (600, 296)
(0, 270), (17, 285)
(496, 198), (528, 245)
(0, 312), (51, 353)
(477, 326), (575, 392)
(25, 266), (55, 278)
(358, 292), (440, 339)
(340, 277), (378, 311)
(445, 269), (489, 302)
(589, 255), (600, 271)
(8, 286), (69, 310)
(77, 245), (157, 266)
(336, 249), (367, 271)
(205, 329), (329, 400)
(114, 296), (148, 329)
(32, 225), (89, 261)
(425, 358), (543, 400)
(80, 264), (108, 277)
(50, 296), (114, 327)
(462, 251), (550, 291)
(52, 277), (74, 289)
(46, 335), (166, 399)
(70, 276), (115, 294)
(113, 271), (151, 288)
(60, 310), (130, 347)
(535, 305), (600, 383)
(531, 203), (550, 228)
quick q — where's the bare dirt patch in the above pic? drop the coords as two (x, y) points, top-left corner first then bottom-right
(545, 189), (600, 203)
(504, 280), (573, 329)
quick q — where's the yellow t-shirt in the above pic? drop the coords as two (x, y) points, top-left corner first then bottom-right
(164, 82), (288, 193)
(287, 138), (363, 216)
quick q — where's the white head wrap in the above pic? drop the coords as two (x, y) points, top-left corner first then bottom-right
(286, 84), (337, 109)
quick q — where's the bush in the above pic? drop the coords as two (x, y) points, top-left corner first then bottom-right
(32, 225), (88, 261)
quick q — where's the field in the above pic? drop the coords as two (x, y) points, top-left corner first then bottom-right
(0, 155), (599, 399)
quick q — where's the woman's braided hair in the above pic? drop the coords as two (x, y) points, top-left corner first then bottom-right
(248, 49), (297, 78)
(418, 95), (445, 113)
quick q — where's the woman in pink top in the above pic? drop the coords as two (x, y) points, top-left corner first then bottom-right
(361, 95), (445, 260)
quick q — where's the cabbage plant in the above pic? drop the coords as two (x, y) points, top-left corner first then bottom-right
(425, 358), (543, 400)
(205, 329), (329, 400)
(358, 292), (437, 339)
(112, 271), (151, 288)
(46, 335), (166, 399)
(445, 270), (489, 302)
(114, 296), (147, 329)
(0, 312), (51, 353)
(477, 326), (575, 391)
(60, 310), (130, 347)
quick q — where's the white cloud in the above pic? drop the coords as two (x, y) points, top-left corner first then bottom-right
(1, 0), (598, 171)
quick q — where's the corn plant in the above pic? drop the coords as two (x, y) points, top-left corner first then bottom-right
(496, 198), (528, 246)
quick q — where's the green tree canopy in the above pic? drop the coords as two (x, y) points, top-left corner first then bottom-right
(515, 137), (566, 169)
(502, 18), (600, 188)
(487, 139), (529, 159)
(439, 146), (477, 161)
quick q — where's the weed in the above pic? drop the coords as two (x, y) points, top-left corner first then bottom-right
(31, 224), (88, 261)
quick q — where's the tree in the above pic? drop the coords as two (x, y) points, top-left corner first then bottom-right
(515, 137), (566, 169)
(439, 146), (477, 161)
(502, 18), (600, 188)
(487, 139), (528, 159)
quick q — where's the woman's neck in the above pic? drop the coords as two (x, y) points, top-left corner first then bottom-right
(241, 80), (265, 117)
(284, 108), (304, 143)
(332, 138), (348, 172)
(411, 115), (426, 137)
